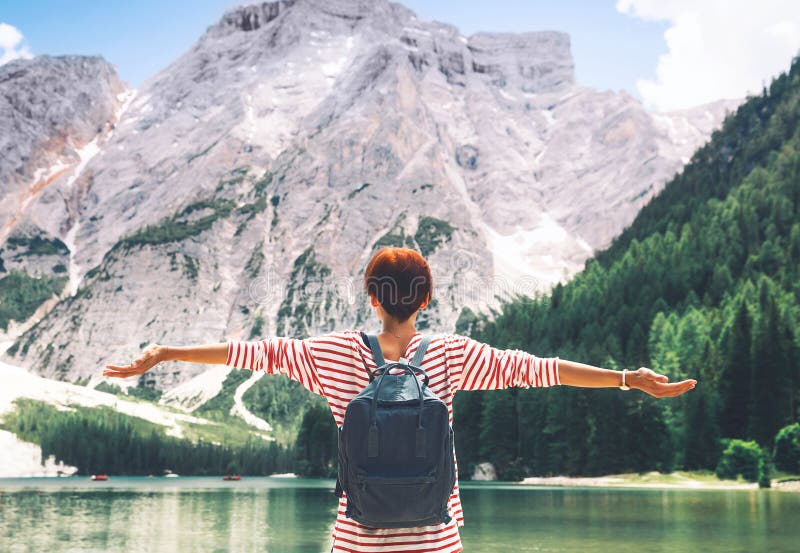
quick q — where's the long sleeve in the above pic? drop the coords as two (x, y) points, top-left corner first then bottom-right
(225, 335), (326, 396)
(449, 334), (560, 391)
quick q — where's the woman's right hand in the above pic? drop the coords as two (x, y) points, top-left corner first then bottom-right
(104, 343), (167, 378)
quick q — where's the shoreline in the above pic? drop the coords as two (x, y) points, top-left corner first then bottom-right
(519, 471), (800, 491)
(0, 466), (800, 493)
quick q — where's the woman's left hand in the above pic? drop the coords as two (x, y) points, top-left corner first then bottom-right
(628, 367), (696, 398)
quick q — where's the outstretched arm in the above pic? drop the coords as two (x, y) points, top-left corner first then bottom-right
(558, 358), (696, 398)
(453, 334), (696, 398)
(103, 336), (329, 398)
(103, 342), (227, 377)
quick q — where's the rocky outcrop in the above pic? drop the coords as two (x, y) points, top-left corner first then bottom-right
(468, 32), (574, 93)
(214, 0), (294, 33)
(0, 55), (127, 243)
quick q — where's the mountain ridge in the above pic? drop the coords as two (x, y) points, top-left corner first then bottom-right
(1, 0), (738, 391)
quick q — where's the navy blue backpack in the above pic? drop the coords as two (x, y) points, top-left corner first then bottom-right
(334, 332), (456, 528)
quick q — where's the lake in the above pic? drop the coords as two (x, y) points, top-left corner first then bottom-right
(1, 477), (798, 552)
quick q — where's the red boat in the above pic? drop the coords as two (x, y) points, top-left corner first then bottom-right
(223, 474), (241, 481)
(90, 474), (109, 481)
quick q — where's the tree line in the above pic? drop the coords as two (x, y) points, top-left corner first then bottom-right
(448, 55), (800, 480)
(2, 399), (293, 476)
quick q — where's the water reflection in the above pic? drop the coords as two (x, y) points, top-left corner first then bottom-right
(1, 479), (798, 553)
(458, 485), (800, 553)
(1, 479), (338, 553)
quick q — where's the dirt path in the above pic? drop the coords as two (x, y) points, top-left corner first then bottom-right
(230, 370), (272, 432)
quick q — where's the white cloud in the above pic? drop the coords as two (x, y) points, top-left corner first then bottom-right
(0, 22), (33, 66)
(617, 0), (800, 111)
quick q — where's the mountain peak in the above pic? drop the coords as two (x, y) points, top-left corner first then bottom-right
(215, 0), (404, 35)
(215, 1), (295, 33)
(467, 31), (575, 91)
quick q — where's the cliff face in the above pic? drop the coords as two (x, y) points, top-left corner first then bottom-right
(0, 0), (738, 389)
(0, 55), (127, 243)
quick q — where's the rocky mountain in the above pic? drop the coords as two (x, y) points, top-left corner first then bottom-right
(0, 55), (127, 242)
(0, 0), (739, 390)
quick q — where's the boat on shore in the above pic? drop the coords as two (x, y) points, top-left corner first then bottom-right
(223, 474), (241, 481)
(90, 474), (109, 481)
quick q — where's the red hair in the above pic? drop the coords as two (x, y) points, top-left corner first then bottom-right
(364, 247), (432, 322)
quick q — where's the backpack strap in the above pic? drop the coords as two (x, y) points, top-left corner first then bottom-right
(411, 335), (431, 367)
(362, 331), (430, 370)
(365, 333), (386, 368)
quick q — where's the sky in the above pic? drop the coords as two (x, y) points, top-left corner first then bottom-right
(1, 0), (799, 111)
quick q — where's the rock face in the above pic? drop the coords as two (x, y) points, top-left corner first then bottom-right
(0, 0), (739, 389)
(0, 55), (127, 244)
(467, 32), (574, 92)
(471, 461), (497, 481)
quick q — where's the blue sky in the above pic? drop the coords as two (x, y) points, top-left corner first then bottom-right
(2, 1), (799, 111)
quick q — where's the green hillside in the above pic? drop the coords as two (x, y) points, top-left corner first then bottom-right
(453, 56), (800, 479)
(1, 398), (293, 476)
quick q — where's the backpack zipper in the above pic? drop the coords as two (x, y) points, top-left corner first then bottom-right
(357, 475), (436, 486)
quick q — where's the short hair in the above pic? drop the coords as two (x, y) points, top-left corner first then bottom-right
(364, 247), (432, 322)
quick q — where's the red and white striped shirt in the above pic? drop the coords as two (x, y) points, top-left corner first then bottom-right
(225, 330), (560, 552)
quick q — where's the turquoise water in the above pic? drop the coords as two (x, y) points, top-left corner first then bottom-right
(1, 477), (798, 552)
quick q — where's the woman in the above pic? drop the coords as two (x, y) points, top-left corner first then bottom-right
(105, 246), (696, 552)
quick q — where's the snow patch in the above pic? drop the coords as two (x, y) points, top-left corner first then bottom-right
(533, 146), (548, 166)
(31, 160), (69, 185)
(130, 92), (149, 108)
(0, 430), (78, 477)
(62, 220), (81, 296)
(243, 92), (256, 144)
(402, 27), (431, 36)
(322, 57), (348, 78)
(0, 360), (210, 439)
(0, 340), (15, 355)
(575, 237), (595, 255)
(114, 88), (138, 126)
(483, 215), (585, 297)
(499, 89), (516, 102)
(58, 134), (104, 296)
(160, 365), (233, 412)
(64, 137), (100, 189)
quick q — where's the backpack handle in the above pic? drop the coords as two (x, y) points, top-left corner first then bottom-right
(370, 362), (430, 387)
(370, 366), (425, 422)
(367, 365), (427, 458)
